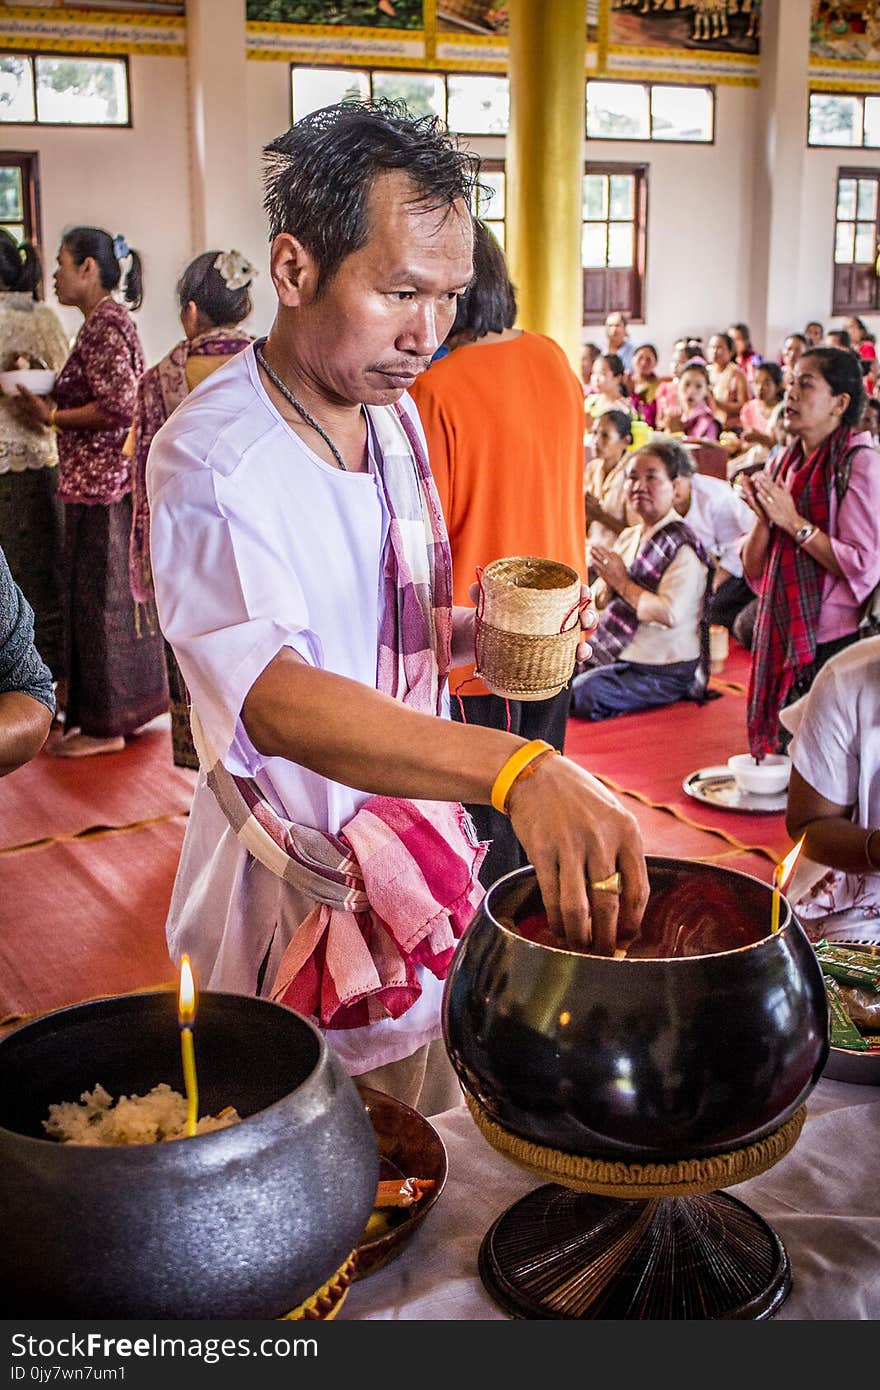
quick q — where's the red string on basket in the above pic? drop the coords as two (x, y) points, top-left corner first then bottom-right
(450, 568), (582, 729)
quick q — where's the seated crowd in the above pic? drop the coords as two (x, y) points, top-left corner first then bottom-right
(580, 312), (880, 753)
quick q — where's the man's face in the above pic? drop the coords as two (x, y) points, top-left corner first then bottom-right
(289, 171), (474, 408)
(605, 314), (626, 350)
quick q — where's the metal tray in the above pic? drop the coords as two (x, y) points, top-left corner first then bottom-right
(821, 940), (880, 1087)
(682, 765), (788, 815)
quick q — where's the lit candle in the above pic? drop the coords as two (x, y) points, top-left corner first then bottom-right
(177, 955), (199, 1137)
(771, 837), (805, 934)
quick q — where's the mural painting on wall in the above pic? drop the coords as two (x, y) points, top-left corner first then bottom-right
(608, 1), (760, 55)
(810, 0), (880, 62)
(245, 1), (424, 27)
(436, 1), (507, 32)
(435, 2), (600, 40)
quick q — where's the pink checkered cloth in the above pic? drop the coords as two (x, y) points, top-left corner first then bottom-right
(189, 400), (486, 1029)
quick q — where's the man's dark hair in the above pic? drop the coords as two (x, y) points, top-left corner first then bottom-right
(451, 219), (514, 339)
(802, 346), (866, 428)
(262, 99), (481, 290)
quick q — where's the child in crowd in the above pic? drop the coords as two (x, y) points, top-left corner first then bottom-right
(630, 343), (663, 429)
(670, 358), (721, 440)
(584, 408), (635, 558)
(584, 352), (631, 429)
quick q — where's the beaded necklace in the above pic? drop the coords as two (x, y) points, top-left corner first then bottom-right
(255, 339), (347, 472)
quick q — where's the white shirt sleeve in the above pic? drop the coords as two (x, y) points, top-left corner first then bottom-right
(148, 440), (319, 776)
(789, 661), (859, 808)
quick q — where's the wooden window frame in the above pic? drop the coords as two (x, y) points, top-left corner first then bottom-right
(832, 166), (880, 316)
(0, 50), (132, 129)
(0, 148), (42, 247)
(585, 79), (715, 146)
(582, 161), (648, 327)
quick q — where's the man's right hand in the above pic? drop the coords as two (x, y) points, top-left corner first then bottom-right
(505, 752), (649, 956)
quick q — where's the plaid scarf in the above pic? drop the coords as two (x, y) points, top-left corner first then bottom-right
(587, 518), (712, 670)
(191, 398), (480, 1030)
(129, 327), (253, 605)
(746, 424), (853, 757)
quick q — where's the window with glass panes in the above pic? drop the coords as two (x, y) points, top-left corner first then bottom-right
(585, 81), (713, 143)
(0, 53), (129, 126)
(808, 93), (880, 148)
(582, 165), (647, 324)
(0, 152), (40, 252)
(832, 170), (880, 315)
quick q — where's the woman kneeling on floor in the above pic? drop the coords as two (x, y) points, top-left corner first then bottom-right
(571, 440), (712, 721)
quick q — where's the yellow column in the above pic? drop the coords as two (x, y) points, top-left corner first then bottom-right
(506, 0), (586, 371)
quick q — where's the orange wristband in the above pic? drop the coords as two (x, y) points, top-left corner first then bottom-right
(490, 740), (560, 815)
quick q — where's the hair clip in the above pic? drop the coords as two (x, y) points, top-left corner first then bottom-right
(112, 234), (129, 260)
(213, 250), (256, 291)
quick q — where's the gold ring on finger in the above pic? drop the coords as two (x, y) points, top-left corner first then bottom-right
(590, 871), (622, 894)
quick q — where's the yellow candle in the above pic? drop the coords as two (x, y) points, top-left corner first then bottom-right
(770, 874), (782, 935)
(177, 954), (199, 1138)
(180, 1025), (198, 1138)
(771, 837), (806, 935)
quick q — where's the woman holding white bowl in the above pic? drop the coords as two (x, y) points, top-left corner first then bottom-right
(0, 229), (69, 683)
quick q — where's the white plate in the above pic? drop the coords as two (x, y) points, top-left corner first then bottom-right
(682, 765), (788, 815)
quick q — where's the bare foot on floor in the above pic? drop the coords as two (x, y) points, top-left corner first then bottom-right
(47, 732), (125, 759)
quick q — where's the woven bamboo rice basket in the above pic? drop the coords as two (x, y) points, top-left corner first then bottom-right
(475, 556), (581, 702)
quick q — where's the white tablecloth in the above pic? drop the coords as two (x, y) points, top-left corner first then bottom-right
(340, 1076), (880, 1321)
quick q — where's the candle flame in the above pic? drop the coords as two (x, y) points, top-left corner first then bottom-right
(178, 955), (196, 1025)
(774, 836), (805, 892)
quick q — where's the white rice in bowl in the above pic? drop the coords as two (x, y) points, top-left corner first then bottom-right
(43, 1083), (241, 1146)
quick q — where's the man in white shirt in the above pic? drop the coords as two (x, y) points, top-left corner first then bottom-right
(147, 100), (648, 1110)
(603, 311), (635, 375)
(670, 456), (755, 632)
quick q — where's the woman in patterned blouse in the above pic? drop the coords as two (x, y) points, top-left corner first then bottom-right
(15, 227), (167, 757)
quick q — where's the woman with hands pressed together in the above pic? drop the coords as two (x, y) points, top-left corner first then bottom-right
(740, 347), (880, 757)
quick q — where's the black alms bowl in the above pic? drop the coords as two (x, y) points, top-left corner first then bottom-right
(0, 991), (379, 1318)
(442, 858), (829, 1162)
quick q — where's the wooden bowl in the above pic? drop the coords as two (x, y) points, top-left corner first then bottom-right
(353, 1085), (448, 1279)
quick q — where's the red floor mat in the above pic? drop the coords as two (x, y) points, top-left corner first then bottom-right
(565, 690), (789, 863)
(616, 792), (773, 882)
(0, 819), (182, 1027)
(0, 719), (196, 852)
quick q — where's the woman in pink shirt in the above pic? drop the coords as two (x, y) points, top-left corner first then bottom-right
(741, 347), (880, 756)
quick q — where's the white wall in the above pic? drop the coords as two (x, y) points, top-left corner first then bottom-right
(582, 84), (761, 370)
(3, 54), (193, 365)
